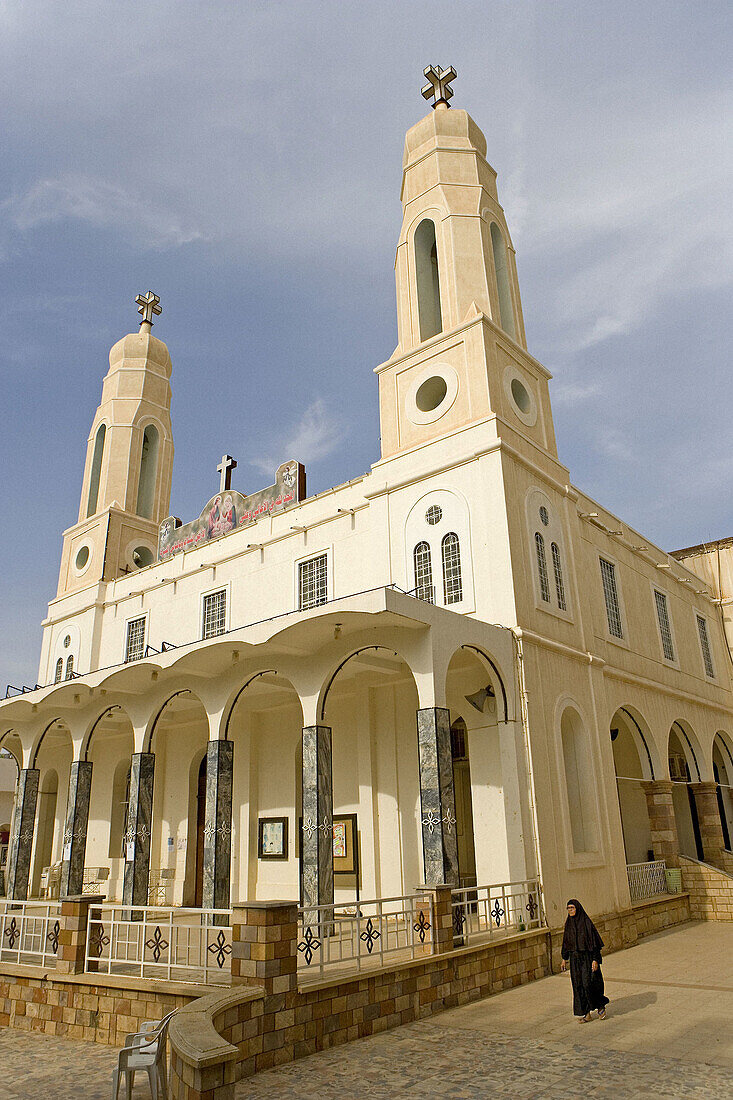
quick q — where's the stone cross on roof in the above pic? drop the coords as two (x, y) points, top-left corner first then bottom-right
(421, 64), (457, 109)
(217, 454), (237, 493)
(135, 290), (162, 326)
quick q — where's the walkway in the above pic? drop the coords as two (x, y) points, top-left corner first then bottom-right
(0, 922), (729, 1098)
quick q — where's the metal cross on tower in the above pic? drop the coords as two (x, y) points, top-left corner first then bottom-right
(217, 454), (237, 493)
(421, 64), (457, 109)
(135, 290), (162, 326)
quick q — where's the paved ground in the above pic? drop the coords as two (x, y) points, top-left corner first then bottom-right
(0, 922), (730, 1098)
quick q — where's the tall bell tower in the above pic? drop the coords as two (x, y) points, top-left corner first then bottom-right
(56, 292), (174, 597)
(375, 66), (558, 467)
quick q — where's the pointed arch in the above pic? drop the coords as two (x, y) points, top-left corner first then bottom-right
(414, 218), (442, 341)
(136, 423), (160, 519)
(490, 222), (516, 338)
(87, 423), (106, 517)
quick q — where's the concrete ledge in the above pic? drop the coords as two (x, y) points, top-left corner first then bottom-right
(631, 891), (690, 910)
(170, 989), (258, 1069)
(0, 962), (223, 998)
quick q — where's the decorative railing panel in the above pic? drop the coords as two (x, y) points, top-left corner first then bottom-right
(626, 860), (667, 902)
(297, 892), (434, 980)
(85, 905), (232, 985)
(451, 879), (544, 947)
(0, 900), (61, 968)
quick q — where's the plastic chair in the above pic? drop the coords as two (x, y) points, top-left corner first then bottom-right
(111, 1010), (175, 1100)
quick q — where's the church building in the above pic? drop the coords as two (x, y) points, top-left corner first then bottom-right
(1, 67), (732, 936)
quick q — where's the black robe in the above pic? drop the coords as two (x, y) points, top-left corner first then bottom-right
(561, 899), (610, 1016)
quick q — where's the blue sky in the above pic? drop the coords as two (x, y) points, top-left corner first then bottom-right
(0, 0), (731, 686)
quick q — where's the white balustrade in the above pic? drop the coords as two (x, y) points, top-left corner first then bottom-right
(626, 860), (667, 902)
(85, 905), (232, 985)
(451, 879), (544, 947)
(297, 892), (435, 980)
(0, 900), (62, 968)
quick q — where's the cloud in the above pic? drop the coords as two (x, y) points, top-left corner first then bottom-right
(250, 400), (345, 475)
(2, 174), (203, 250)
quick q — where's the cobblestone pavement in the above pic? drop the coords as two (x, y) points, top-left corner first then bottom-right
(0, 922), (730, 1098)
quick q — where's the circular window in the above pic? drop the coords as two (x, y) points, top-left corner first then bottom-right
(75, 546), (90, 570)
(132, 545), (154, 569)
(63, 634), (71, 649)
(511, 377), (531, 414)
(539, 506), (549, 527)
(416, 375), (448, 413)
(425, 505), (443, 526)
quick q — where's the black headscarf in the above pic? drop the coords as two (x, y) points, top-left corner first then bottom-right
(562, 899), (604, 956)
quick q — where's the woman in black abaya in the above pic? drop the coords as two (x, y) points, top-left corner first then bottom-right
(560, 899), (609, 1021)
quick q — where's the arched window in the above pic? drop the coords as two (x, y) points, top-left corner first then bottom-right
(65, 655), (74, 680)
(86, 424), (106, 517)
(136, 424), (159, 519)
(551, 542), (567, 610)
(414, 219), (442, 342)
(54, 658), (63, 684)
(535, 532), (550, 602)
(441, 532), (463, 605)
(413, 541), (434, 602)
(561, 708), (599, 853)
(490, 222), (516, 338)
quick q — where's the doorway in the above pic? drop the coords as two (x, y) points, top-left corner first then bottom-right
(194, 756), (207, 906)
(451, 718), (477, 888)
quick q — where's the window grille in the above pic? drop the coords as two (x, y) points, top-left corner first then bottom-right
(65, 655), (74, 680)
(697, 615), (714, 677)
(299, 554), (328, 610)
(599, 558), (623, 638)
(450, 720), (467, 760)
(125, 617), (146, 663)
(202, 589), (227, 639)
(441, 532), (463, 605)
(539, 506), (549, 527)
(413, 542), (434, 603)
(551, 543), (567, 611)
(54, 658), (63, 684)
(654, 591), (675, 661)
(425, 505), (442, 526)
(535, 533), (550, 602)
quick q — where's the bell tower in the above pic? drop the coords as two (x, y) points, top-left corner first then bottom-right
(56, 292), (174, 597)
(375, 67), (557, 466)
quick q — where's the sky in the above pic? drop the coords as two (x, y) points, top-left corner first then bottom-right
(0, 0), (731, 687)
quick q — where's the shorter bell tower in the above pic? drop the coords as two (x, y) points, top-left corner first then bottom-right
(56, 292), (174, 597)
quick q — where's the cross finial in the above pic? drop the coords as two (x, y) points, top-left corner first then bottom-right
(217, 454), (237, 493)
(421, 64), (457, 109)
(135, 290), (162, 326)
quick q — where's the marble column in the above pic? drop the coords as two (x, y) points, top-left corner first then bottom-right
(122, 753), (155, 907)
(301, 725), (333, 911)
(641, 780), (681, 868)
(690, 781), (730, 870)
(417, 707), (459, 886)
(60, 761), (93, 897)
(202, 739), (234, 911)
(5, 768), (39, 900)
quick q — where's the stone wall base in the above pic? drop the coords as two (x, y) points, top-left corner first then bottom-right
(0, 968), (199, 1046)
(167, 893), (693, 1100)
(680, 856), (733, 920)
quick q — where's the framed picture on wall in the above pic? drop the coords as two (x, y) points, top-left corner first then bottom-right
(332, 813), (358, 876)
(258, 817), (289, 860)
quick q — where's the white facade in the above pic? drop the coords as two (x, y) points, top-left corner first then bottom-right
(1, 94), (732, 928)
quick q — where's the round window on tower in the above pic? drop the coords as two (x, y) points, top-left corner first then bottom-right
(503, 367), (538, 427)
(74, 545), (91, 572)
(425, 505), (443, 526)
(63, 635), (71, 649)
(407, 365), (459, 426)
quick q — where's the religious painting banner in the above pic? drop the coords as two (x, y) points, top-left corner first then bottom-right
(158, 460), (306, 560)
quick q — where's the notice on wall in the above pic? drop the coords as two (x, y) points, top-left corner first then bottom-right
(157, 460), (306, 561)
(126, 841), (135, 861)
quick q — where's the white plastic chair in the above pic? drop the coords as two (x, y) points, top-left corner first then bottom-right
(111, 1010), (175, 1100)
